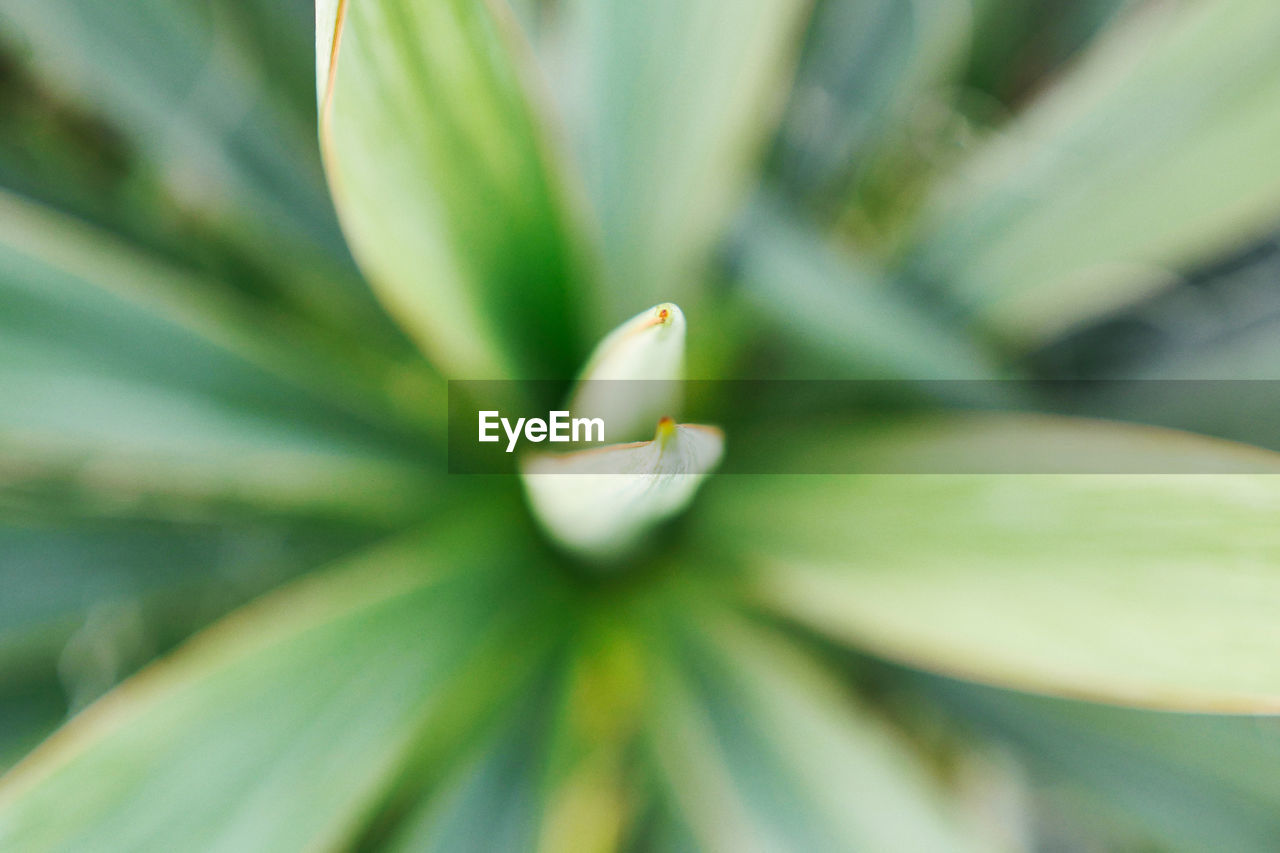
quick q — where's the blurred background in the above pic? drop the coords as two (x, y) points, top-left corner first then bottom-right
(4, 0), (1280, 849)
(0, 0), (409, 767)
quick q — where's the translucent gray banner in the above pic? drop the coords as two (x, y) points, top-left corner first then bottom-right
(447, 380), (1280, 474)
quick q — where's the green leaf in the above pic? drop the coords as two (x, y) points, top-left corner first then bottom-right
(384, 623), (639, 853)
(556, 0), (809, 319)
(381, 673), (563, 853)
(961, 0), (1129, 107)
(641, 604), (984, 852)
(0, 521), (570, 852)
(0, 514), (376, 683)
(0, 677), (63, 775)
(0, 190), (435, 518)
(0, 515), (376, 776)
(319, 0), (590, 379)
(700, 415), (1280, 711)
(0, 0), (383, 330)
(908, 0), (1280, 345)
(923, 676), (1280, 852)
(773, 0), (969, 204)
(733, 199), (1002, 379)
(2, 0), (327, 234)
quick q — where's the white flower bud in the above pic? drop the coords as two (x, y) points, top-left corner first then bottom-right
(569, 303), (685, 442)
(522, 417), (724, 562)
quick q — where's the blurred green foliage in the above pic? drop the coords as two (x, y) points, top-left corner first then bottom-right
(2, 0), (1280, 850)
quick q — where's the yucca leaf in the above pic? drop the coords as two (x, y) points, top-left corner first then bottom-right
(924, 676), (1280, 852)
(0, 514), (379, 778)
(0, 683), (62, 775)
(532, 625), (643, 853)
(773, 0), (969, 205)
(318, 0), (591, 379)
(641, 604), (985, 852)
(733, 199), (1001, 379)
(3, 189), (444, 423)
(701, 415), (1280, 711)
(0, 0), (326, 231)
(380, 668), (575, 853)
(0, 0), (386, 331)
(0, 190), (436, 518)
(555, 0), (808, 320)
(962, 0), (1129, 107)
(384, 627), (641, 853)
(0, 515), (372, 672)
(0, 521), (570, 852)
(909, 0), (1280, 345)
(382, 712), (551, 852)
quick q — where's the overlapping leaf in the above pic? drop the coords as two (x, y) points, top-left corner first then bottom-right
(773, 0), (969, 205)
(0, 190), (435, 519)
(701, 415), (1280, 711)
(0, 0), (382, 330)
(732, 200), (1001, 379)
(318, 0), (590, 379)
(0, 513), (376, 777)
(641, 604), (986, 852)
(0, 519), (571, 851)
(555, 0), (808, 320)
(909, 0), (1280, 344)
(925, 676), (1280, 852)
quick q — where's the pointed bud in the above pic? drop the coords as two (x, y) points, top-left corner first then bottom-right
(569, 303), (685, 442)
(521, 419), (724, 562)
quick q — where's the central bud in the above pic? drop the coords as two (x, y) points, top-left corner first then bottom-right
(519, 303), (724, 562)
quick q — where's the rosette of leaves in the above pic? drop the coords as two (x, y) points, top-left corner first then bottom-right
(3, 0), (1280, 850)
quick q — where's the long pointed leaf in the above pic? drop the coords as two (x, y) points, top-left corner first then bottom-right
(557, 0), (808, 319)
(923, 676), (1280, 852)
(0, 521), (568, 851)
(909, 0), (1280, 345)
(701, 415), (1280, 711)
(733, 199), (1001, 379)
(642, 604), (986, 851)
(319, 0), (591, 379)
(0, 0), (389, 332)
(0, 191), (435, 518)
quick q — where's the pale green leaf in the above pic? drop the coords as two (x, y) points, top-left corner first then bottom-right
(962, 0), (1130, 106)
(569, 302), (686, 442)
(909, 0), (1280, 345)
(0, 0), (326, 228)
(556, 0), (809, 319)
(701, 415), (1280, 711)
(386, 623), (641, 853)
(642, 605), (987, 852)
(319, 0), (590, 379)
(0, 521), (569, 852)
(521, 420), (723, 562)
